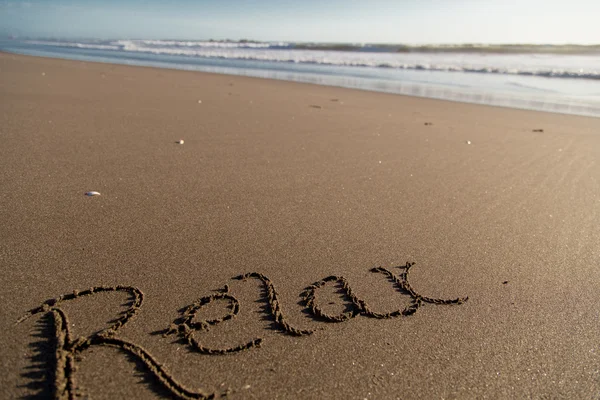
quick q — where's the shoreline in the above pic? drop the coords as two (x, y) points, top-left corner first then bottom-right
(2, 48), (599, 119)
(2, 51), (600, 399)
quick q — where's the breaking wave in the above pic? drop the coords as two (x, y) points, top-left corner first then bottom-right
(21, 39), (600, 80)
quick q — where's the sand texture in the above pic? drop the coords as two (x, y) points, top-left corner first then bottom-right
(1, 52), (600, 399)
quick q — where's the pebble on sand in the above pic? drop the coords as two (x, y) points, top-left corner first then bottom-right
(197, 100), (202, 104)
(176, 140), (184, 144)
(466, 140), (472, 144)
(85, 191), (101, 196)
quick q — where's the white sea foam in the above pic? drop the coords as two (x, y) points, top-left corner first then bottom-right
(116, 39), (285, 48)
(26, 40), (120, 51)
(25, 39), (600, 80)
(6, 38), (599, 117)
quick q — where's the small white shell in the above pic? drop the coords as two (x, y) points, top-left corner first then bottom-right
(466, 140), (471, 144)
(85, 191), (101, 196)
(176, 140), (184, 144)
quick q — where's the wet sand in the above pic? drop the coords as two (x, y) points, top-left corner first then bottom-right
(1, 52), (599, 399)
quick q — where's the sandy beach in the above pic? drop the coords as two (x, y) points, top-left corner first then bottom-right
(1, 52), (599, 399)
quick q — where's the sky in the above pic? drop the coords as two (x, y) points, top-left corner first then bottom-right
(1, 0), (599, 44)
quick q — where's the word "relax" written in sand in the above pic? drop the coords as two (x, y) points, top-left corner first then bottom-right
(18, 262), (467, 400)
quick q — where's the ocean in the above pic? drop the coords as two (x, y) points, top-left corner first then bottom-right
(2, 39), (600, 117)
